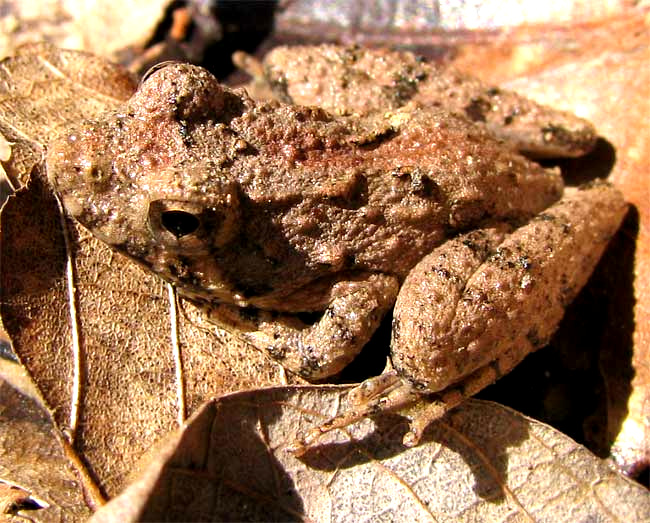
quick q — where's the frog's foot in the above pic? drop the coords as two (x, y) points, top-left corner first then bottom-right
(207, 273), (399, 381)
(401, 352), (515, 447)
(287, 370), (420, 456)
(287, 353), (508, 455)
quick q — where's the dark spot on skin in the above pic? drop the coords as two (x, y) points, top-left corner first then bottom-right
(392, 167), (440, 199)
(432, 266), (463, 285)
(239, 307), (260, 323)
(410, 170), (440, 199)
(178, 121), (192, 146)
(487, 87), (500, 96)
(394, 364), (429, 391)
(535, 213), (556, 222)
(526, 328), (549, 348)
(433, 267), (451, 279)
(461, 237), (482, 255)
(464, 97), (492, 123)
(301, 349), (323, 375)
(266, 343), (287, 361)
(355, 127), (397, 149)
(293, 106), (332, 123)
(327, 173), (368, 210)
(560, 285), (576, 306)
(336, 324), (355, 343)
(460, 233), (494, 258)
(385, 66), (425, 105)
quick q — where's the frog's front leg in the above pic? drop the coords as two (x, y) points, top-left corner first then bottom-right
(291, 181), (627, 453)
(207, 273), (399, 380)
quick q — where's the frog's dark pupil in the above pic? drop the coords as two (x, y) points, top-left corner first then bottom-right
(161, 210), (200, 238)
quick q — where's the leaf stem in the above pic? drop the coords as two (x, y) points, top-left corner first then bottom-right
(55, 194), (82, 444)
(168, 283), (186, 426)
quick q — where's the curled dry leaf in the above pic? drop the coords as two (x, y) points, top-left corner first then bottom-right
(91, 390), (650, 522)
(0, 362), (91, 521)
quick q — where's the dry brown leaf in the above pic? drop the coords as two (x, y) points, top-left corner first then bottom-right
(0, 363), (91, 522)
(0, 41), (137, 189)
(0, 1), (171, 62)
(0, 2), (78, 60)
(91, 390), (650, 522)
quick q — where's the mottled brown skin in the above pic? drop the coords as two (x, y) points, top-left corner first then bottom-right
(47, 54), (627, 451)
(262, 45), (597, 158)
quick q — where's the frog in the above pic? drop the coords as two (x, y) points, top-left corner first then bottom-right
(46, 45), (627, 454)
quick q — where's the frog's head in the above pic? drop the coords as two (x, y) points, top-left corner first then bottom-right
(46, 63), (252, 303)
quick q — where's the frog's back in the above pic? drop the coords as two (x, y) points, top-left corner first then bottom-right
(216, 102), (563, 299)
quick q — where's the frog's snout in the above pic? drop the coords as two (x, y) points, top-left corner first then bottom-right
(46, 130), (110, 212)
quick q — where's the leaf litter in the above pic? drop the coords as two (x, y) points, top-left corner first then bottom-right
(0, 41), (648, 521)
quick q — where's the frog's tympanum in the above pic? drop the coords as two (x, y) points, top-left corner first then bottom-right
(47, 46), (627, 453)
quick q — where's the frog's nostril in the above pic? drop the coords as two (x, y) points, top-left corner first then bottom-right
(161, 210), (200, 238)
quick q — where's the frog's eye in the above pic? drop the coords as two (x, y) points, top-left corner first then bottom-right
(148, 195), (240, 249)
(161, 210), (200, 238)
(149, 201), (204, 245)
(139, 61), (184, 86)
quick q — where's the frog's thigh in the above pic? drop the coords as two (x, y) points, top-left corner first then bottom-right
(392, 182), (627, 393)
(208, 273), (399, 381)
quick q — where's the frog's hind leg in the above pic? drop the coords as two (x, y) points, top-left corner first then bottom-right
(392, 181), (628, 445)
(391, 181), (627, 397)
(206, 272), (399, 381)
